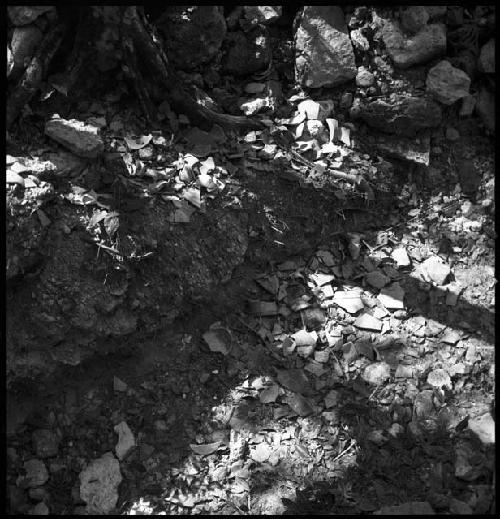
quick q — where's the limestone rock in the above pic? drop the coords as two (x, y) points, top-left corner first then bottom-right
(8, 6), (55, 26)
(365, 270), (389, 289)
(352, 95), (442, 137)
(44, 116), (104, 158)
(356, 66), (375, 87)
(243, 6), (282, 26)
(400, 6), (429, 35)
(223, 27), (271, 76)
(377, 282), (405, 310)
(79, 452), (122, 514)
(114, 421), (135, 460)
(362, 362), (391, 385)
(419, 256), (451, 285)
(18, 459), (49, 488)
(478, 38), (495, 74)
(354, 313), (382, 331)
(468, 413), (495, 445)
(426, 60), (471, 105)
(380, 20), (446, 68)
(350, 29), (370, 52)
(157, 6), (226, 70)
(295, 6), (356, 88)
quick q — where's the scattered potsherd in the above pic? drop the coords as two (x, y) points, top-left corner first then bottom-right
(114, 421), (135, 460)
(333, 290), (364, 314)
(377, 282), (405, 310)
(391, 247), (411, 267)
(354, 313), (382, 331)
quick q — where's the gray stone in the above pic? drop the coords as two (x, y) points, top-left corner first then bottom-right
(400, 6), (429, 34)
(445, 127), (460, 141)
(459, 95), (476, 117)
(365, 270), (389, 289)
(8, 6), (55, 26)
(468, 413), (495, 445)
(478, 38), (495, 74)
(380, 20), (446, 68)
(419, 256), (451, 285)
(356, 66), (375, 87)
(243, 6), (281, 26)
(295, 6), (356, 88)
(362, 362), (391, 385)
(377, 282), (405, 310)
(476, 87), (495, 133)
(157, 6), (226, 70)
(18, 459), (49, 488)
(354, 313), (382, 331)
(340, 92), (353, 109)
(9, 25), (44, 81)
(30, 502), (49, 515)
(427, 368), (452, 389)
(353, 95), (442, 137)
(223, 27), (271, 76)
(426, 60), (471, 105)
(45, 116), (104, 158)
(424, 6), (447, 20)
(32, 429), (59, 458)
(350, 29), (370, 52)
(371, 133), (430, 166)
(79, 452), (122, 514)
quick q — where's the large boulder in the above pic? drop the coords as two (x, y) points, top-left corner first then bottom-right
(426, 60), (471, 105)
(351, 95), (442, 136)
(223, 27), (271, 76)
(379, 19), (446, 68)
(156, 6), (226, 70)
(295, 6), (356, 88)
(478, 39), (495, 74)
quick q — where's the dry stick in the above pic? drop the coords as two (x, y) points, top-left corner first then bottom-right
(123, 7), (263, 132)
(7, 22), (66, 129)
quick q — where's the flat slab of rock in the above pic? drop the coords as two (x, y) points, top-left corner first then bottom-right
(379, 20), (446, 68)
(352, 95), (441, 137)
(370, 133), (431, 166)
(362, 362), (391, 385)
(365, 270), (389, 289)
(45, 117), (104, 159)
(79, 452), (122, 514)
(418, 256), (451, 285)
(354, 313), (382, 331)
(295, 6), (356, 88)
(426, 60), (471, 105)
(377, 282), (405, 310)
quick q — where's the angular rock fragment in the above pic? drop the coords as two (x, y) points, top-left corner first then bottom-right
(295, 6), (356, 88)
(243, 6), (282, 26)
(419, 256), (451, 285)
(427, 368), (452, 389)
(377, 282), (405, 310)
(426, 60), (471, 105)
(333, 290), (364, 314)
(8, 6), (55, 26)
(468, 413), (495, 445)
(354, 313), (382, 331)
(365, 270), (389, 289)
(32, 429), (59, 459)
(45, 116), (104, 159)
(362, 362), (391, 385)
(400, 6), (429, 34)
(379, 20), (446, 68)
(114, 421), (135, 460)
(17, 459), (49, 488)
(79, 452), (122, 514)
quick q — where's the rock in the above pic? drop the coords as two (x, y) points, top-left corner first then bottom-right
(427, 368), (452, 389)
(413, 390), (435, 419)
(400, 6), (430, 34)
(445, 127), (460, 141)
(284, 393), (314, 417)
(371, 133), (431, 166)
(353, 95), (442, 137)
(7, 45), (14, 77)
(243, 6), (282, 26)
(297, 99), (334, 121)
(30, 502), (49, 515)
(250, 442), (272, 463)
(426, 60), (471, 105)
(350, 29), (370, 52)
(333, 290), (364, 314)
(9, 25), (43, 81)
(114, 421), (135, 460)
(276, 368), (313, 396)
(223, 27), (271, 76)
(157, 6), (226, 70)
(354, 313), (382, 332)
(44, 116), (104, 158)
(468, 413), (495, 445)
(379, 20), (446, 68)
(32, 429), (59, 458)
(362, 362), (391, 385)
(295, 6), (356, 88)
(356, 66), (375, 87)
(478, 38), (495, 73)
(8, 6), (55, 26)
(456, 158), (481, 196)
(375, 501), (435, 515)
(365, 270), (389, 289)
(377, 282), (405, 310)
(449, 498), (473, 515)
(455, 441), (485, 481)
(79, 452), (122, 514)
(419, 256), (451, 285)
(17, 459), (49, 488)
(441, 329), (461, 344)
(8, 485), (28, 512)
(424, 6), (447, 20)
(475, 87), (495, 133)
